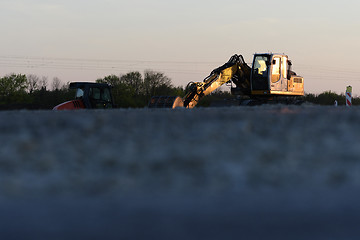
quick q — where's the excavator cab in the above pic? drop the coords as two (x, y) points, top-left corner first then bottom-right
(53, 82), (114, 110)
(250, 53), (304, 97)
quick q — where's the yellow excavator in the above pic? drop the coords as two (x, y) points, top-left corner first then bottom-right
(148, 53), (304, 108)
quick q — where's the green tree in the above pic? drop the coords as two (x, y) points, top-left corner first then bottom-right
(0, 74), (28, 104)
(120, 71), (143, 95)
(97, 74), (138, 107)
(97, 74), (121, 87)
(143, 70), (172, 97)
(316, 91), (339, 105)
(96, 71), (179, 108)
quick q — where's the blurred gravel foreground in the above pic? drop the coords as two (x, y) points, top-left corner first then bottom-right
(1, 105), (360, 239)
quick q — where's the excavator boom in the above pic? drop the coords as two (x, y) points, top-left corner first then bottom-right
(183, 55), (249, 108)
(149, 54), (251, 109)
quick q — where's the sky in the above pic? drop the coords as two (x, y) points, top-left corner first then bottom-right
(1, 0), (360, 94)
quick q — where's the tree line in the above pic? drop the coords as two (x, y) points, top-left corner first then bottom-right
(0, 70), (185, 110)
(0, 71), (359, 110)
(95, 70), (184, 108)
(304, 91), (360, 105)
(0, 74), (72, 110)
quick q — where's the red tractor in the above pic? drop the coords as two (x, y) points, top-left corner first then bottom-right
(53, 82), (115, 110)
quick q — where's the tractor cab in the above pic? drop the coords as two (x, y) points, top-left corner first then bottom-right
(53, 82), (114, 110)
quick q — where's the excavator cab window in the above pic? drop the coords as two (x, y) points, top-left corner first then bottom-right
(271, 57), (281, 83)
(252, 55), (270, 91)
(254, 59), (268, 76)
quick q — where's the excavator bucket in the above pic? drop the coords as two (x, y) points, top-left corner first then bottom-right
(148, 96), (184, 108)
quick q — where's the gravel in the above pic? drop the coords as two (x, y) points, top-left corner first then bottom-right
(1, 105), (360, 239)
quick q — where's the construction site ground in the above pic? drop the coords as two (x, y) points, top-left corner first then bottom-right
(1, 105), (360, 239)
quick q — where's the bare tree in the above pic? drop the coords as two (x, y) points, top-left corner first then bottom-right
(26, 74), (40, 93)
(40, 76), (48, 90)
(52, 77), (61, 91)
(61, 81), (70, 90)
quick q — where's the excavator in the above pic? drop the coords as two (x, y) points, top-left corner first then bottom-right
(148, 53), (304, 108)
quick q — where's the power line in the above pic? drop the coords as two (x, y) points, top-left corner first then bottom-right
(0, 55), (223, 76)
(0, 55), (221, 66)
(1, 55), (360, 82)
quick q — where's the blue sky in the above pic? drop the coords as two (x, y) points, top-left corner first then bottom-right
(1, 0), (360, 94)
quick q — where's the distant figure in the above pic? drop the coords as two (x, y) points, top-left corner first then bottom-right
(334, 100), (338, 106)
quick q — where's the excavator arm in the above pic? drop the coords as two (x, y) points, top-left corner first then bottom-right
(148, 54), (251, 109)
(183, 54), (251, 108)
